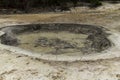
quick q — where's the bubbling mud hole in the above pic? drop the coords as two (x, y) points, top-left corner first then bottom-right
(0, 23), (111, 56)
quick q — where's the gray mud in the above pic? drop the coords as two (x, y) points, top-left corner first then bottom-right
(0, 23), (111, 55)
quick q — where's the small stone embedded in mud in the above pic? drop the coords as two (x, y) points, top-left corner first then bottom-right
(0, 33), (19, 46)
(87, 34), (111, 52)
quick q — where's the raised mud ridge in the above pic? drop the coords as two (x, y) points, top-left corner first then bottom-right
(0, 23), (111, 55)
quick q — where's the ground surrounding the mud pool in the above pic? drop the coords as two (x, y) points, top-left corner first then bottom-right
(0, 2), (120, 80)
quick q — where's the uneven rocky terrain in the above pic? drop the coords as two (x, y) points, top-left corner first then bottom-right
(0, 2), (120, 80)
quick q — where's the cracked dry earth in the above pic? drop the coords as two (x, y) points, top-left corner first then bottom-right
(0, 4), (120, 80)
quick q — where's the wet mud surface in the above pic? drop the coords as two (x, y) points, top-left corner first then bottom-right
(0, 23), (111, 55)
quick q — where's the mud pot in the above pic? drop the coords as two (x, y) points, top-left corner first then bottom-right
(0, 23), (111, 57)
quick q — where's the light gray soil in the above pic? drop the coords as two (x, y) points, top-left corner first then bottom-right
(0, 2), (120, 80)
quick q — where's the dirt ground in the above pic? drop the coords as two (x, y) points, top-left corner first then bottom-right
(0, 2), (120, 80)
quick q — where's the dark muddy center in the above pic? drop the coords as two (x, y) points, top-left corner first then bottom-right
(0, 23), (111, 55)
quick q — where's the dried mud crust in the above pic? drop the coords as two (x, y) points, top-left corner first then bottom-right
(0, 23), (111, 55)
